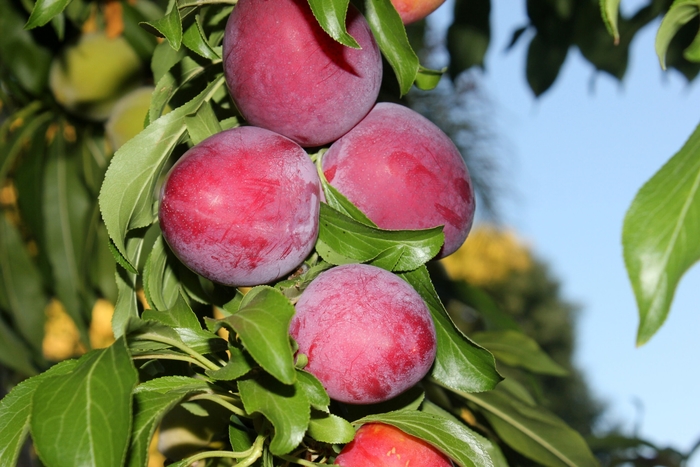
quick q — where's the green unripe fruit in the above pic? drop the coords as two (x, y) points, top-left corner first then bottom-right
(105, 86), (160, 151)
(49, 32), (142, 121)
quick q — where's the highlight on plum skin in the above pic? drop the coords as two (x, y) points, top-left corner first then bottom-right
(158, 126), (321, 287)
(222, 0), (383, 147)
(289, 263), (437, 405)
(334, 423), (454, 467)
(322, 102), (476, 258)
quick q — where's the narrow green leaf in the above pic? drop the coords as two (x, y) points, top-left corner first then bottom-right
(24, 0), (71, 29)
(0, 0), (52, 94)
(0, 110), (51, 185)
(455, 385), (598, 467)
(99, 75), (225, 269)
(319, 177), (375, 226)
(364, 0), (419, 95)
(0, 214), (47, 354)
(400, 266), (501, 393)
(308, 411), (355, 444)
(113, 228), (154, 338)
(182, 13), (221, 59)
(140, 0), (183, 50)
(185, 100), (222, 145)
(151, 40), (187, 84)
(307, 0), (361, 48)
(205, 346), (255, 381)
(0, 317), (36, 376)
(222, 287), (296, 385)
(31, 337), (139, 467)
(149, 55), (204, 124)
(355, 410), (494, 467)
(472, 330), (569, 376)
(127, 376), (211, 467)
(317, 203), (444, 271)
(43, 123), (93, 342)
(295, 369), (330, 412)
(683, 25), (700, 62)
(451, 282), (521, 332)
(143, 234), (181, 311)
(142, 291), (201, 330)
(0, 359), (78, 467)
(623, 123), (700, 345)
(238, 374), (310, 456)
(655, 0), (700, 69)
(600, 0), (622, 44)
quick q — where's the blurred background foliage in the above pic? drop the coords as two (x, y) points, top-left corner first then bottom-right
(1, 0), (699, 465)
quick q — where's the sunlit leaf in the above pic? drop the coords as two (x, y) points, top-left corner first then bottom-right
(600, 0), (622, 44)
(31, 337), (138, 467)
(655, 0), (700, 69)
(140, 0), (183, 50)
(0, 360), (78, 467)
(24, 0), (71, 29)
(623, 123), (700, 345)
(308, 411), (355, 444)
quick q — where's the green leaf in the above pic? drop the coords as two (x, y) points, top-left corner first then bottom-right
(43, 122), (94, 342)
(447, 0), (491, 77)
(600, 0), (622, 44)
(307, 0), (361, 48)
(364, 0), (419, 95)
(221, 286), (296, 385)
(24, 0), (71, 29)
(151, 40), (187, 84)
(472, 330), (569, 376)
(319, 176), (374, 226)
(308, 411), (355, 444)
(99, 75), (225, 269)
(399, 266), (501, 393)
(0, 213), (47, 355)
(185, 100), (222, 145)
(31, 337), (139, 467)
(127, 376), (211, 467)
(451, 282), (521, 332)
(143, 234), (181, 311)
(415, 65), (445, 91)
(140, 0), (183, 50)
(317, 203), (444, 271)
(205, 346), (255, 381)
(149, 55), (205, 124)
(142, 291), (201, 330)
(623, 122), (700, 345)
(113, 228), (154, 338)
(295, 369), (330, 412)
(238, 374), (310, 456)
(525, 33), (569, 97)
(0, 0), (52, 94)
(355, 410), (494, 467)
(456, 386), (598, 467)
(0, 359), (78, 467)
(655, 0), (700, 69)
(0, 317), (36, 376)
(182, 12), (221, 59)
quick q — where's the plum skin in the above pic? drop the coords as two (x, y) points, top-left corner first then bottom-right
(289, 264), (437, 404)
(390, 0), (448, 24)
(158, 126), (320, 287)
(322, 102), (475, 258)
(335, 423), (453, 467)
(222, 0), (382, 147)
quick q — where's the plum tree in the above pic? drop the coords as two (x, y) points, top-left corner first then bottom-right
(158, 126), (321, 287)
(222, 0), (382, 147)
(334, 423), (453, 467)
(49, 32), (142, 121)
(390, 0), (448, 25)
(322, 102), (475, 257)
(289, 264), (437, 404)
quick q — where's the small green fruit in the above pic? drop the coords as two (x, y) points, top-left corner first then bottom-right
(49, 32), (142, 121)
(105, 86), (158, 151)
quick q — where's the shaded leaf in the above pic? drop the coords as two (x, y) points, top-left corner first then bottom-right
(31, 337), (138, 467)
(142, 291), (201, 330)
(205, 346), (255, 381)
(184, 100), (222, 145)
(526, 33), (569, 96)
(472, 330), (569, 376)
(182, 13), (221, 60)
(448, 0), (491, 78)
(0, 316), (37, 376)
(356, 410), (494, 467)
(0, 359), (78, 467)
(238, 374), (310, 456)
(143, 234), (181, 311)
(623, 122), (700, 345)
(456, 386), (598, 467)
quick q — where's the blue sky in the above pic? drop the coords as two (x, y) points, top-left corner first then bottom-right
(430, 0), (700, 459)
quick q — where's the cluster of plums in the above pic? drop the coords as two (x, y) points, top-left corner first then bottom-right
(158, 0), (467, 464)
